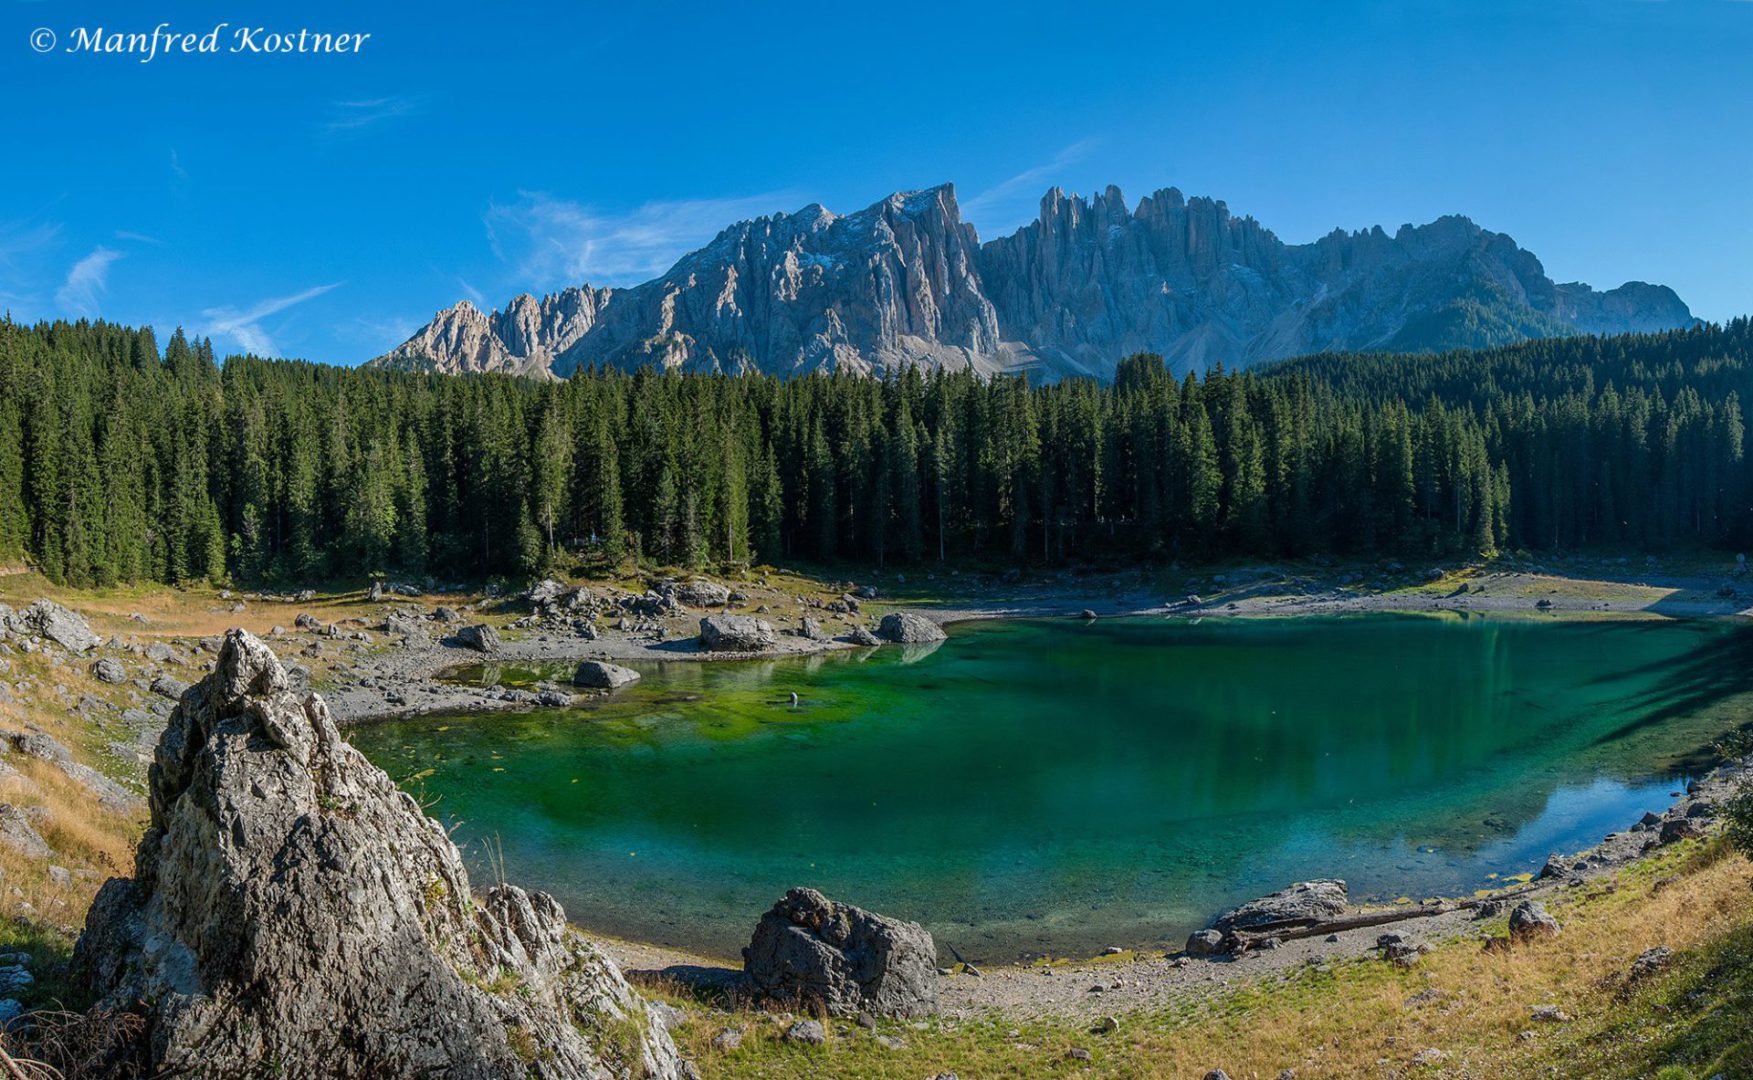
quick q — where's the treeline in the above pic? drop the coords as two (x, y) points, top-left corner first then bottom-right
(0, 316), (1749, 586)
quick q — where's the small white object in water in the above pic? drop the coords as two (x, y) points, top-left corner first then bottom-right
(789, 691), (800, 706)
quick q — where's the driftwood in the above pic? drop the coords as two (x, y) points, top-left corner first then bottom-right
(1224, 882), (1546, 949)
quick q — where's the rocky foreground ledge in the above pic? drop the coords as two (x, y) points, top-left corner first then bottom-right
(72, 629), (686, 1079)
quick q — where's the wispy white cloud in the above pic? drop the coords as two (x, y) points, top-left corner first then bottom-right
(483, 190), (799, 288)
(201, 282), (341, 357)
(115, 229), (162, 245)
(169, 149), (189, 180)
(0, 219), (61, 273)
(324, 95), (423, 132)
(344, 314), (421, 353)
(54, 246), (123, 316)
(456, 277), (487, 307)
(962, 138), (1101, 224)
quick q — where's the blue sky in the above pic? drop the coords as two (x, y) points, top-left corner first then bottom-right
(4, 0), (1752, 365)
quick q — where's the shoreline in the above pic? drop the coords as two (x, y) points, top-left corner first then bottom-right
(320, 561), (1750, 728)
(298, 560), (1753, 1019)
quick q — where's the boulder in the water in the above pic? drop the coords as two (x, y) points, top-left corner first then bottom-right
(1211, 879), (1349, 933)
(876, 612), (945, 644)
(573, 661), (640, 690)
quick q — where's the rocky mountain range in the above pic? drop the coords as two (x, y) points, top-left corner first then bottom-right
(372, 184), (1695, 381)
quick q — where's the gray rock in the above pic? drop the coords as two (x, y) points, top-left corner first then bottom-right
(799, 617), (826, 641)
(673, 579), (732, 608)
(1538, 853), (1567, 880)
(876, 612), (946, 644)
(74, 629), (682, 1079)
(91, 658), (127, 684)
(698, 615), (776, 653)
(573, 661), (641, 690)
(144, 642), (177, 664)
(382, 614), (430, 646)
(1628, 945), (1672, 982)
(1184, 929), (1226, 957)
(8, 731), (72, 763)
(844, 627), (882, 647)
(1212, 880), (1349, 932)
(1660, 817), (1706, 844)
(534, 690), (572, 708)
(710, 1028), (743, 1051)
(1508, 901), (1560, 943)
(150, 674), (190, 701)
(743, 886), (937, 1018)
(19, 600), (100, 653)
(783, 1019), (826, 1047)
(294, 613), (322, 631)
(527, 579), (568, 606)
(455, 624), (502, 653)
(0, 804), (49, 858)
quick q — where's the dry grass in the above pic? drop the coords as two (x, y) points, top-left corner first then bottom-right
(665, 842), (1753, 1079)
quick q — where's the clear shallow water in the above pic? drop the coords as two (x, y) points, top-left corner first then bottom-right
(349, 614), (1753, 962)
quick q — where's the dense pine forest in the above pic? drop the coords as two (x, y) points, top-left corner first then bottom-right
(0, 317), (1749, 587)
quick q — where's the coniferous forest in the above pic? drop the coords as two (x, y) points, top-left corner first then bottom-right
(0, 316), (1749, 587)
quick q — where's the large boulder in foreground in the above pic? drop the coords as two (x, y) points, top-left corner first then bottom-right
(699, 615), (776, 652)
(743, 887), (937, 1018)
(877, 611), (946, 644)
(74, 629), (682, 1080)
(1211, 879), (1349, 933)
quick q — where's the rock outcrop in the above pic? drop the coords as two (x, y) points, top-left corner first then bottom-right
(698, 615), (776, 652)
(1211, 879), (1350, 933)
(743, 887), (937, 1018)
(877, 611), (947, 644)
(74, 629), (682, 1079)
(372, 184), (1694, 381)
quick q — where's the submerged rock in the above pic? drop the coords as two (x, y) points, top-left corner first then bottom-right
(573, 661), (640, 690)
(74, 629), (683, 1080)
(877, 611), (946, 644)
(743, 886), (938, 1018)
(699, 615), (776, 652)
(1211, 879), (1349, 932)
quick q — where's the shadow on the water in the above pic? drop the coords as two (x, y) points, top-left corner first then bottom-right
(1587, 622), (1753, 745)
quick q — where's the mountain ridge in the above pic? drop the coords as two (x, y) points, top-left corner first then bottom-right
(372, 183), (1695, 380)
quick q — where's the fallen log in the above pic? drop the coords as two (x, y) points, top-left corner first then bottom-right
(1225, 882), (1546, 949)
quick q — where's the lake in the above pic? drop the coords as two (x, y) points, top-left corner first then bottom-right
(348, 613), (1753, 962)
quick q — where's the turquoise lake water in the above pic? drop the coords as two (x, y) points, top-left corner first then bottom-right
(348, 613), (1753, 962)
